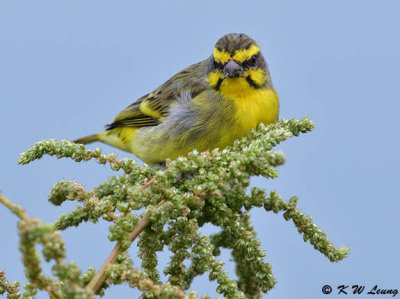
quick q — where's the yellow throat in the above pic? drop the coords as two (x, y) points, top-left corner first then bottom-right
(206, 44), (279, 138)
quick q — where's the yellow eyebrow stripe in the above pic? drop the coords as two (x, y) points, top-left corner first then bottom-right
(213, 44), (260, 64)
(213, 48), (231, 64)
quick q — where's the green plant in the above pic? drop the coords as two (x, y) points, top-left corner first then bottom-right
(0, 117), (349, 298)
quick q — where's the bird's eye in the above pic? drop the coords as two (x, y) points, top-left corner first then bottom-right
(213, 60), (223, 70)
(250, 55), (257, 66)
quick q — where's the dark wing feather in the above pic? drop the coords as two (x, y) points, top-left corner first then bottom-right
(106, 59), (210, 130)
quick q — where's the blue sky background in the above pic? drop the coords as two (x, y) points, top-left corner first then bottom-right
(1, 1), (399, 298)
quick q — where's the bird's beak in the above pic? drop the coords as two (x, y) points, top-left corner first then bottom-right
(223, 60), (244, 78)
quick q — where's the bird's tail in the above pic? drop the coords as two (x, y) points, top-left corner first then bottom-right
(72, 134), (99, 145)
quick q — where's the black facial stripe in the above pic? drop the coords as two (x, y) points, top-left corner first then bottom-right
(213, 60), (224, 71)
(214, 78), (223, 91)
(246, 76), (261, 89)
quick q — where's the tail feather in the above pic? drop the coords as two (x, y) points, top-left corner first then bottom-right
(72, 134), (99, 145)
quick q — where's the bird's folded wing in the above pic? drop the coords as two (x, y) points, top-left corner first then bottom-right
(106, 61), (208, 130)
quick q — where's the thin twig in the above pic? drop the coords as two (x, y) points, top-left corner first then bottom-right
(86, 176), (162, 295)
(1, 195), (62, 297)
(140, 177), (156, 191)
(0, 194), (29, 222)
(85, 215), (151, 294)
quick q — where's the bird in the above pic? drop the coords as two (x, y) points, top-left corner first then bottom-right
(73, 33), (279, 166)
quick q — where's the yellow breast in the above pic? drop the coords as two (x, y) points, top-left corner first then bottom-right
(218, 77), (279, 139)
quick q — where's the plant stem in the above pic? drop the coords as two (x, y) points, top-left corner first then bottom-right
(0, 194), (29, 222)
(85, 177), (160, 295)
(85, 215), (151, 294)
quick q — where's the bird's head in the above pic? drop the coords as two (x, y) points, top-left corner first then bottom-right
(206, 33), (272, 95)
